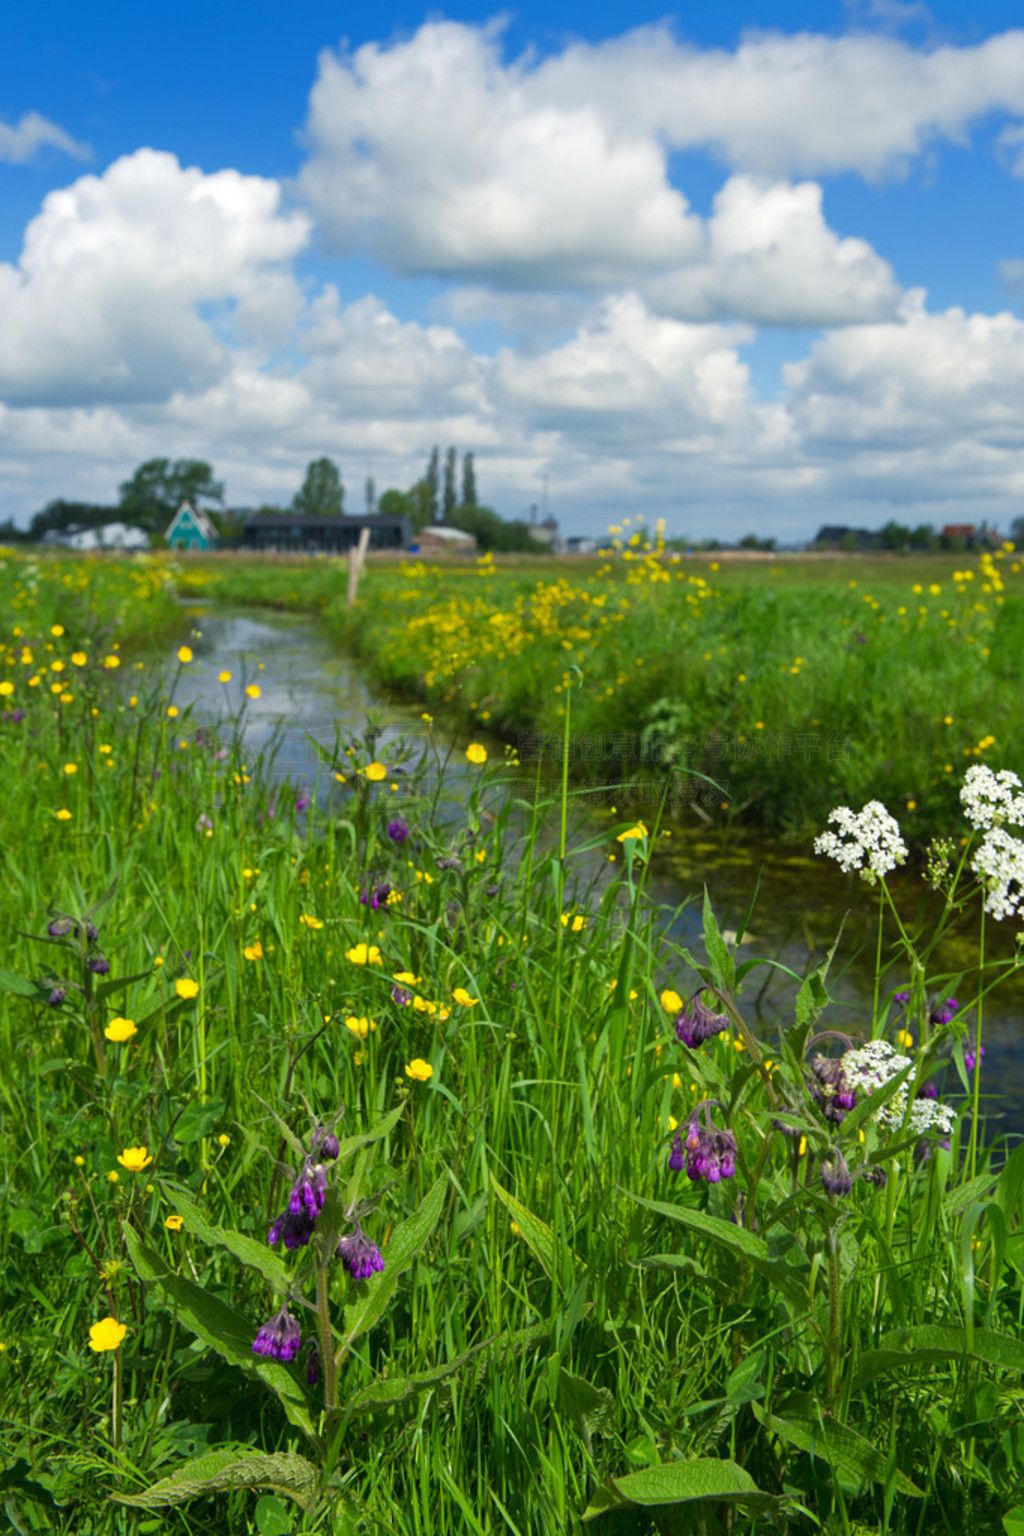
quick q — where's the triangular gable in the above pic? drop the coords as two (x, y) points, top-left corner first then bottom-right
(166, 501), (218, 543)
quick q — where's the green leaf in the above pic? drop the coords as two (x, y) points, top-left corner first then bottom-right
(557, 1367), (616, 1438)
(0, 967), (43, 998)
(174, 1099), (227, 1145)
(1003, 1503), (1024, 1536)
(583, 1458), (782, 1521)
(702, 890), (735, 993)
(751, 1403), (923, 1496)
(490, 1175), (570, 1280)
(112, 1448), (317, 1511)
(255, 1494), (294, 1535)
(852, 1325), (1024, 1390)
(122, 1226), (316, 1446)
(342, 1331), (505, 1417)
(161, 1184), (291, 1291)
(629, 1193), (809, 1312)
(342, 1175), (446, 1346)
(334, 1101), (404, 1162)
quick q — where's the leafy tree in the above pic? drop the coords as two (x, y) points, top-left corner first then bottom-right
(879, 519), (911, 551)
(292, 458), (344, 517)
(425, 447), (440, 524)
(461, 452), (477, 508)
(443, 447), (458, 520)
(380, 482), (434, 533)
(118, 459), (224, 534)
(449, 503), (542, 553)
(909, 523), (936, 550)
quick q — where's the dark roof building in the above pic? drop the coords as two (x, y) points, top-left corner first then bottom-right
(241, 512), (412, 553)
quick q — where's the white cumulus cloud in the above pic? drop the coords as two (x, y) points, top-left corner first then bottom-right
(0, 149), (310, 406)
(647, 176), (901, 326)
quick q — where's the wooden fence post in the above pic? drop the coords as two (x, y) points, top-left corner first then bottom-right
(346, 524), (372, 609)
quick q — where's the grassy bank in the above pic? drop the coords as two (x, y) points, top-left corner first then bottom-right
(2, 598), (1024, 1533)
(174, 543), (1024, 842)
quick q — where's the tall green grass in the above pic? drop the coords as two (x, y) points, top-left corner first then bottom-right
(2, 588), (1024, 1534)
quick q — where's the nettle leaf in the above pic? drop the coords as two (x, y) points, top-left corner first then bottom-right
(853, 1324), (1024, 1389)
(752, 1402), (923, 1496)
(123, 1226), (316, 1446)
(583, 1458), (782, 1521)
(629, 1193), (809, 1313)
(162, 1185), (291, 1292)
(334, 1101), (404, 1162)
(702, 890), (735, 993)
(112, 1448), (318, 1511)
(342, 1174), (446, 1346)
(174, 1099), (227, 1146)
(0, 967), (44, 998)
(490, 1175), (575, 1280)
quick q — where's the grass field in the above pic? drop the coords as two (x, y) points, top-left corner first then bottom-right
(3, 548), (1024, 1534)
(170, 540), (1024, 843)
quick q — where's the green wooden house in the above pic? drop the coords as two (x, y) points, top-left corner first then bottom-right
(165, 501), (218, 551)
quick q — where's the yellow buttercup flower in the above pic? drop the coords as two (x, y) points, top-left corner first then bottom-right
(405, 1059), (434, 1082)
(245, 684), (261, 700)
(56, 809), (72, 821)
(219, 670), (232, 683)
(165, 1214), (184, 1231)
(175, 978), (199, 999)
(660, 989), (684, 1014)
(104, 1017), (137, 1043)
(560, 913), (587, 933)
(243, 940), (263, 960)
(88, 1316), (127, 1353)
(452, 987), (478, 1006)
(346, 943), (382, 965)
(364, 761), (388, 781)
(616, 822), (648, 842)
(71, 651), (87, 666)
(299, 914), (323, 930)
(117, 1146), (153, 1173)
(177, 646), (193, 664)
(50, 624), (65, 637)
(0, 681), (12, 697)
(465, 743), (487, 765)
(345, 1015), (377, 1039)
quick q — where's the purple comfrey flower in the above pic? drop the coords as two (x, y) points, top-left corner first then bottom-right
(930, 997), (958, 1027)
(809, 1050), (857, 1125)
(47, 917), (75, 939)
(670, 1102), (738, 1184)
(964, 1043), (985, 1074)
(820, 1151), (853, 1196)
(675, 993), (729, 1049)
(47, 986), (67, 1007)
(312, 1126), (339, 1162)
(1, 710), (26, 724)
(84, 921), (99, 945)
(917, 1081), (939, 1100)
(195, 813), (213, 833)
(268, 1151), (332, 1249)
(387, 818), (409, 843)
(336, 1223), (385, 1280)
(268, 1208), (317, 1250)
(253, 1303), (300, 1363)
(87, 954), (110, 975)
(391, 985), (413, 1007)
(360, 881), (392, 911)
(894, 990), (911, 1007)
(295, 795), (310, 814)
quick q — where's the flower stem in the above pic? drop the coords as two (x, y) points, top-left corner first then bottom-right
(968, 906), (985, 1182)
(316, 1255), (337, 1410)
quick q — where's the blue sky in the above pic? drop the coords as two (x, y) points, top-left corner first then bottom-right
(4, 0), (1024, 539)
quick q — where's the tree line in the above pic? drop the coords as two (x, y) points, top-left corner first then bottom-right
(5, 449), (545, 553)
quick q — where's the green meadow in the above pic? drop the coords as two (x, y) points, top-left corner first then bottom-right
(2, 547), (1024, 1535)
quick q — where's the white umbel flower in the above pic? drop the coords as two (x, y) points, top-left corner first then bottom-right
(972, 826), (1024, 920)
(813, 801), (907, 884)
(841, 1040), (956, 1135)
(960, 765), (1024, 830)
